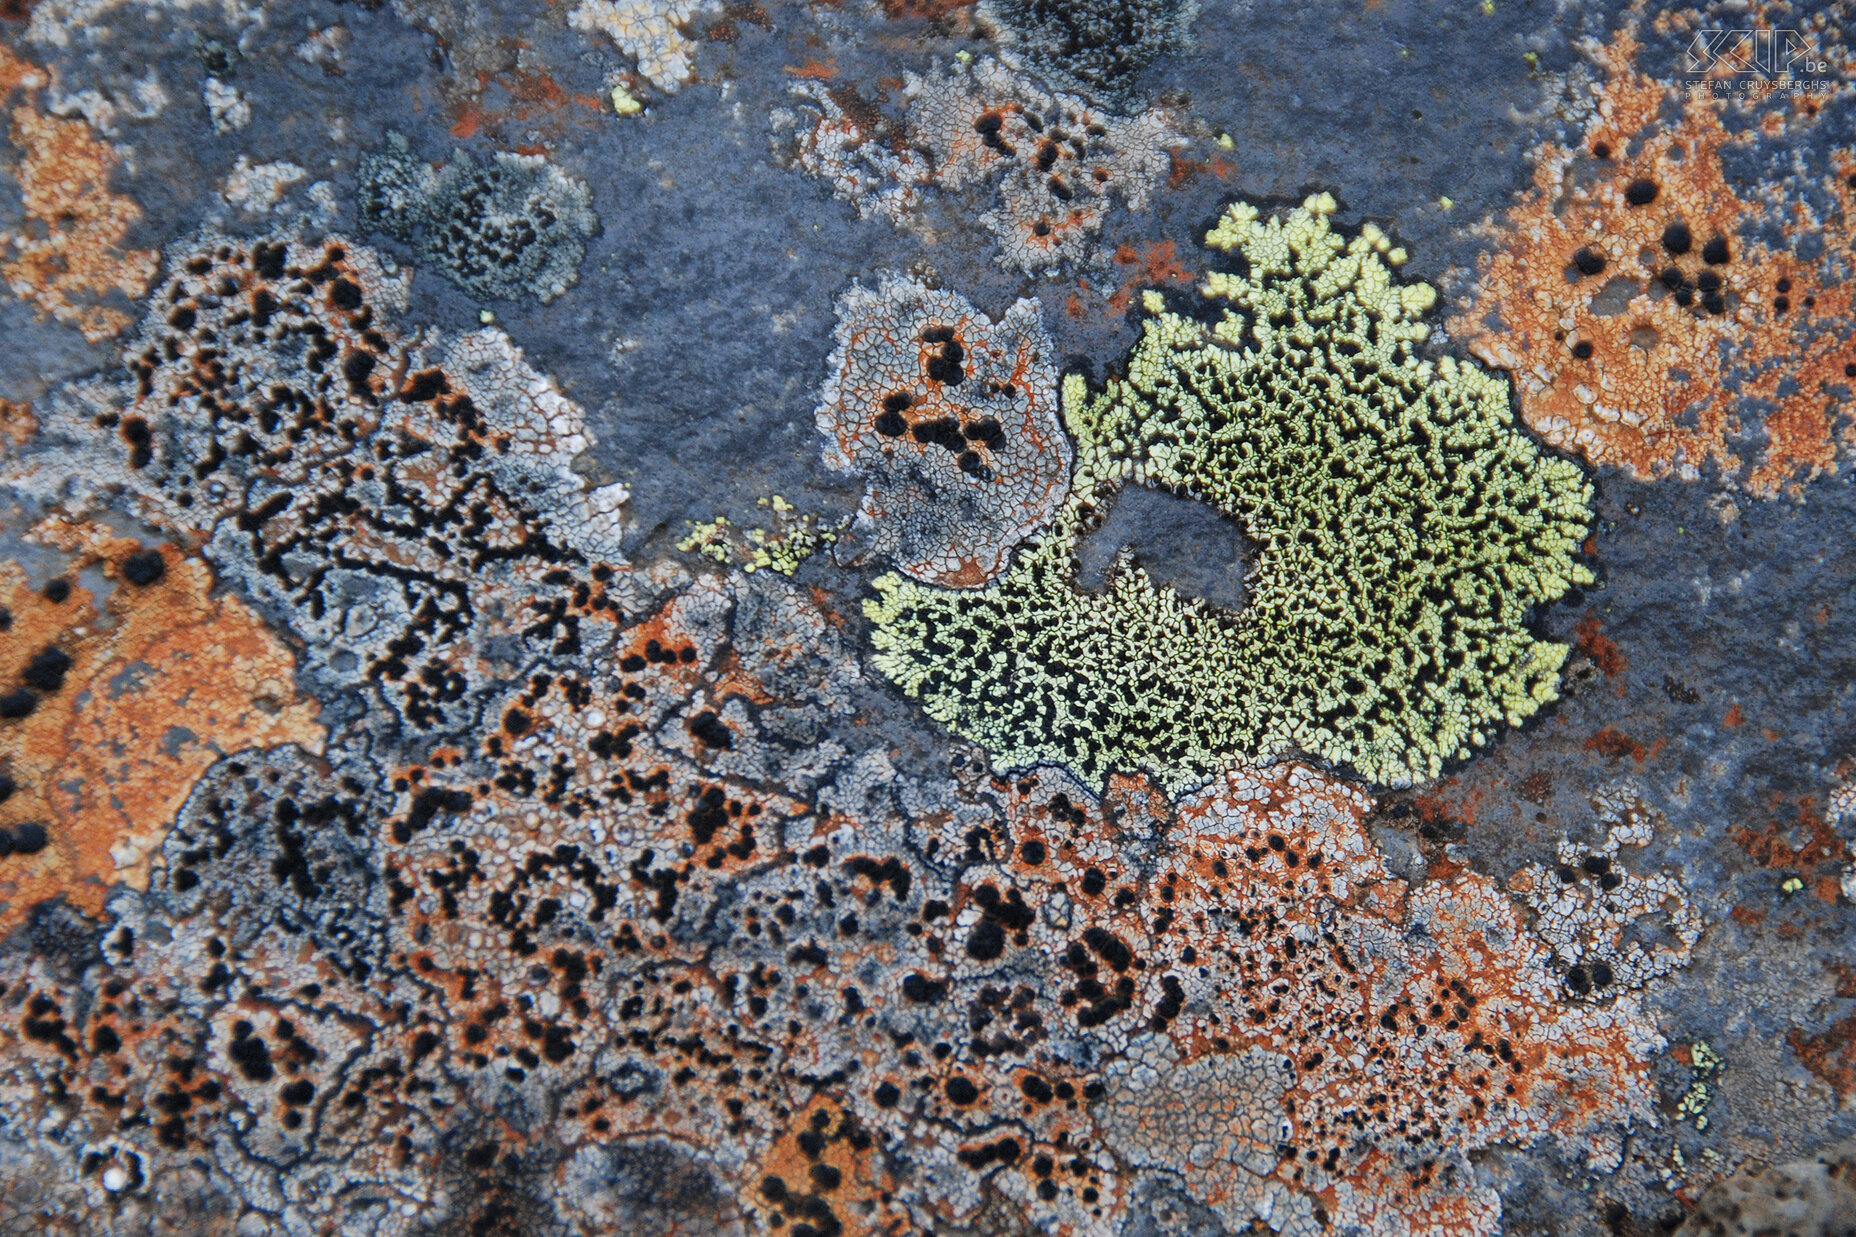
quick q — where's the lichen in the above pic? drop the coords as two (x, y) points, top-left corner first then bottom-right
(1506, 782), (1702, 997)
(7, 230), (636, 738)
(979, 0), (1198, 106)
(567, 0), (721, 93)
(678, 496), (839, 576)
(0, 46), (158, 340)
(786, 58), (1178, 274)
(1453, 28), (1856, 498)
(1682, 1140), (1856, 1237)
(0, 568), (1685, 1236)
(0, 522), (323, 933)
(817, 272), (1071, 586)
(867, 195), (1594, 790)
(359, 137), (599, 303)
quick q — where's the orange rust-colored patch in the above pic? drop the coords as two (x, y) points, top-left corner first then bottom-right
(704, 0), (770, 38)
(746, 1098), (905, 1237)
(1732, 798), (1850, 874)
(786, 59), (839, 80)
(1106, 240), (1195, 312)
(1584, 727), (1647, 763)
(444, 69), (603, 144)
(1723, 702), (1744, 728)
(1789, 1011), (1856, 1102)
(1729, 904), (1765, 926)
(1412, 783), (1485, 828)
(1574, 614), (1626, 677)
(877, 0), (974, 18)
(1518, 771), (1552, 805)
(1454, 29), (1856, 497)
(0, 398), (33, 451)
(1166, 150), (1234, 190)
(0, 533), (324, 932)
(0, 47), (159, 341)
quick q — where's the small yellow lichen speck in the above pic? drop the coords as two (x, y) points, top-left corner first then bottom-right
(680, 500), (837, 576)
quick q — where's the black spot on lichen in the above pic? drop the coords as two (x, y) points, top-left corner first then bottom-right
(688, 711), (734, 749)
(120, 549), (167, 586)
(20, 648), (71, 693)
(0, 822), (47, 857)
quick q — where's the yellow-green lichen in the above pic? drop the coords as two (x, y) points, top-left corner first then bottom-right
(1675, 1041), (1723, 1131)
(678, 497), (838, 576)
(866, 194), (1594, 791)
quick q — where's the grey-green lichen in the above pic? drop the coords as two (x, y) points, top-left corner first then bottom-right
(358, 136), (598, 303)
(865, 194), (1595, 790)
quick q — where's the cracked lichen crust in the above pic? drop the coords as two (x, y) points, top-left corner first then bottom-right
(567, 0), (720, 93)
(867, 195), (1595, 790)
(817, 273), (1070, 587)
(785, 58), (1178, 276)
(359, 140), (598, 303)
(9, 231), (635, 737)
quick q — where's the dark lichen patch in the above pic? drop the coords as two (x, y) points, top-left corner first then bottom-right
(980, 0), (1198, 105)
(19, 231), (631, 737)
(359, 137), (598, 303)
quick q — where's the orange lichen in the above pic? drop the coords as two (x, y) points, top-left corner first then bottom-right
(746, 1098), (906, 1237)
(1733, 798), (1849, 873)
(1789, 1012), (1856, 1103)
(444, 69), (606, 144)
(1030, 763), (1678, 1234)
(0, 48), (158, 341)
(0, 553), (1692, 1236)
(0, 398), (33, 451)
(1575, 614), (1627, 677)
(1104, 240), (1194, 312)
(1585, 727), (1648, 763)
(0, 531), (323, 932)
(1454, 29), (1856, 496)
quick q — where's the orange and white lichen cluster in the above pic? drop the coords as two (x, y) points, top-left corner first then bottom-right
(1454, 28), (1856, 497)
(0, 528), (323, 936)
(788, 57), (1178, 273)
(817, 272), (1071, 586)
(6, 231), (637, 735)
(0, 46), (158, 341)
(788, 82), (934, 228)
(998, 765), (1682, 1235)
(0, 532), (1694, 1234)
